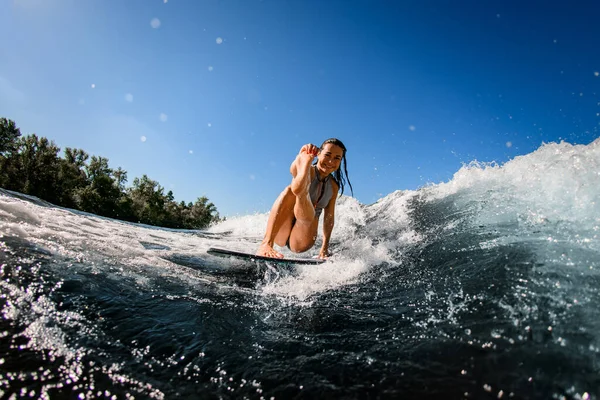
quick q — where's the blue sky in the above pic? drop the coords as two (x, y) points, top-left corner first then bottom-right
(1, 0), (599, 216)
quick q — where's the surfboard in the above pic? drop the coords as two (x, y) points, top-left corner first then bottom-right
(207, 247), (325, 265)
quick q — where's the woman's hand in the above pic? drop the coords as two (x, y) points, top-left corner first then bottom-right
(318, 248), (330, 259)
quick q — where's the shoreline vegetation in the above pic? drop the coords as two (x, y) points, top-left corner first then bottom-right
(0, 117), (222, 229)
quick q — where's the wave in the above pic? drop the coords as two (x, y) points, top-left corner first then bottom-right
(1, 139), (599, 399)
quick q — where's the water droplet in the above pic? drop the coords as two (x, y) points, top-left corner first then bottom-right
(150, 18), (161, 29)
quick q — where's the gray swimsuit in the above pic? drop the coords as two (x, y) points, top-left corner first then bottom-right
(286, 166), (334, 249)
(309, 165), (334, 218)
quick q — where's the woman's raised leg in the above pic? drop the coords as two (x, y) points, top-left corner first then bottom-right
(257, 145), (320, 257)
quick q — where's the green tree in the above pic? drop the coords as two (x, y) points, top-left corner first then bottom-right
(111, 166), (135, 221)
(188, 196), (220, 229)
(113, 167), (127, 191)
(5, 134), (62, 204)
(0, 118), (23, 188)
(0, 118), (21, 155)
(161, 190), (181, 228)
(129, 175), (167, 225)
(1, 117), (222, 229)
(75, 156), (122, 217)
(57, 147), (89, 208)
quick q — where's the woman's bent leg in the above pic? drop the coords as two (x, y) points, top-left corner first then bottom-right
(256, 187), (296, 258)
(287, 216), (319, 253)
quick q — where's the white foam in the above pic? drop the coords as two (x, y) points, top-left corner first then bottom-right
(209, 212), (268, 239)
(2, 139), (597, 301)
(0, 200), (42, 226)
(261, 258), (368, 301)
(427, 140), (600, 230)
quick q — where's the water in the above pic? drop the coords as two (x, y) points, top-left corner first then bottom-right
(1, 140), (599, 399)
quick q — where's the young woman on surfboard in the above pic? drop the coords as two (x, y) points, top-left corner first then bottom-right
(256, 138), (353, 259)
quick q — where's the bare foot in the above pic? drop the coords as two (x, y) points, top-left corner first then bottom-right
(291, 145), (317, 196)
(256, 243), (284, 259)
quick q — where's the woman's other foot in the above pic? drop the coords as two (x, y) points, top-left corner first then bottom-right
(256, 243), (284, 258)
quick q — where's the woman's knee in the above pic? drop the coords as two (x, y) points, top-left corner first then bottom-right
(288, 236), (316, 254)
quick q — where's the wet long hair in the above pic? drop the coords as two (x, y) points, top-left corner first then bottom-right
(318, 138), (354, 197)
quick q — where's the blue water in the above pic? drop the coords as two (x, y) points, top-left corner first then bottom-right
(1, 140), (599, 399)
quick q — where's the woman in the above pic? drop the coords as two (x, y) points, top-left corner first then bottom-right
(256, 138), (353, 259)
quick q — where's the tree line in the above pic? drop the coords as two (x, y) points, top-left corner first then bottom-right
(0, 117), (222, 229)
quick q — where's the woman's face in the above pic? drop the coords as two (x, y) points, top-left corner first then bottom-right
(317, 143), (344, 175)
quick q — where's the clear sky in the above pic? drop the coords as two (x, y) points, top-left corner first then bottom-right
(1, 0), (599, 217)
